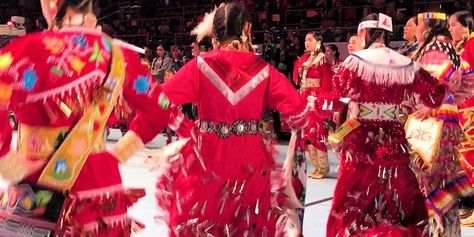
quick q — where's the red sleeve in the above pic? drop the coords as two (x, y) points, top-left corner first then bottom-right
(121, 50), (171, 143)
(462, 38), (474, 67)
(162, 58), (199, 105)
(320, 63), (334, 93)
(411, 68), (446, 108)
(293, 58), (301, 86)
(266, 66), (308, 128)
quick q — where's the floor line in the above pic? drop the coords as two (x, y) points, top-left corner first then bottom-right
(305, 197), (333, 207)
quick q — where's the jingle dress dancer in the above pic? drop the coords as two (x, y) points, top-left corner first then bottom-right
(448, 10), (474, 225)
(293, 33), (334, 179)
(410, 12), (474, 236)
(0, 0), (172, 236)
(153, 3), (312, 237)
(326, 13), (447, 236)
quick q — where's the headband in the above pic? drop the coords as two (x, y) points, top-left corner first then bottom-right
(358, 13), (393, 33)
(418, 12), (447, 21)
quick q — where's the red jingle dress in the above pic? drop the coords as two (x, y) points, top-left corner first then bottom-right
(326, 46), (446, 236)
(156, 49), (311, 236)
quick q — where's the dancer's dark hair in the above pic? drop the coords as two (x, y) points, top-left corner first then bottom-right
(413, 13), (451, 60)
(361, 13), (391, 49)
(213, 3), (252, 44)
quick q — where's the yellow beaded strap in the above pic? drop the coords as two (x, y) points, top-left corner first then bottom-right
(417, 12), (447, 21)
(37, 37), (125, 192)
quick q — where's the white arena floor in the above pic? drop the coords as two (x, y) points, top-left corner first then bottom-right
(6, 130), (474, 236)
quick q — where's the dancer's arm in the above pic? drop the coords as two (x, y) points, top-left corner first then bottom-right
(110, 50), (172, 163)
(266, 66), (310, 129)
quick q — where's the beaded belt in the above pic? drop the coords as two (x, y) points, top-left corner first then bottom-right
(349, 102), (400, 121)
(198, 120), (259, 138)
(301, 78), (321, 89)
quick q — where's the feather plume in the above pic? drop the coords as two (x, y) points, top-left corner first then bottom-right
(191, 5), (220, 42)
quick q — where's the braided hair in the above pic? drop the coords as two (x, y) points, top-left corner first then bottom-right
(362, 13), (391, 49)
(413, 14), (451, 61)
(212, 3), (252, 46)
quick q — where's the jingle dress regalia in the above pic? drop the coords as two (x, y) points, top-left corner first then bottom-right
(411, 31), (474, 236)
(326, 44), (447, 236)
(156, 48), (311, 236)
(293, 50), (334, 179)
(0, 28), (172, 236)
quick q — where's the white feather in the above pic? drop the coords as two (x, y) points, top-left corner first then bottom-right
(191, 6), (219, 42)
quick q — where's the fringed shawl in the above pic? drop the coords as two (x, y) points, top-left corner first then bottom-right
(343, 47), (419, 86)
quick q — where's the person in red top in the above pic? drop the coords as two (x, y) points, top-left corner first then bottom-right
(151, 3), (313, 236)
(293, 32), (334, 179)
(326, 44), (343, 75)
(327, 13), (447, 236)
(0, 0), (173, 236)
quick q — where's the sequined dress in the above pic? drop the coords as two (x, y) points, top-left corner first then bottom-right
(326, 46), (446, 236)
(156, 49), (310, 236)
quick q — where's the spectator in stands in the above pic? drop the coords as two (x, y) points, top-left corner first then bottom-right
(143, 46), (154, 65)
(151, 43), (173, 83)
(170, 45), (185, 72)
(262, 31), (278, 65)
(347, 34), (363, 54)
(276, 38), (292, 77)
(191, 41), (203, 57)
(158, 19), (170, 35)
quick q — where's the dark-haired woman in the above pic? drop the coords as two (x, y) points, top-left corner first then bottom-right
(411, 12), (473, 236)
(449, 10), (474, 225)
(153, 3), (313, 236)
(450, 11), (474, 55)
(0, 0), (174, 236)
(326, 13), (447, 236)
(293, 32), (333, 179)
(326, 44), (342, 74)
(400, 16), (421, 58)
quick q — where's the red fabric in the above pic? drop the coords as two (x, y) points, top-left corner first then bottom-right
(461, 38), (474, 67)
(326, 63), (445, 236)
(293, 53), (334, 148)
(0, 29), (171, 235)
(159, 49), (307, 236)
(293, 53), (333, 96)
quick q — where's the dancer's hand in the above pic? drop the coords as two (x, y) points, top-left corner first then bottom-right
(145, 138), (190, 170)
(307, 96), (317, 111)
(0, 152), (45, 183)
(399, 100), (415, 114)
(413, 106), (432, 120)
